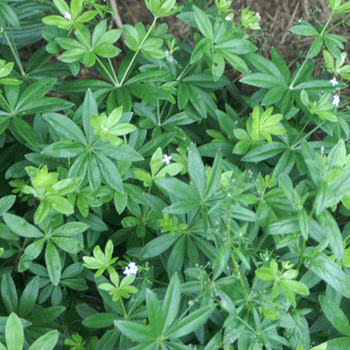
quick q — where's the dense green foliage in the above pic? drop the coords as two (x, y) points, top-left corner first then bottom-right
(0, 0), (350, 349)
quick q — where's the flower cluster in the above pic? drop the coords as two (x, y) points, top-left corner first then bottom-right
(123, 262), (138, 276)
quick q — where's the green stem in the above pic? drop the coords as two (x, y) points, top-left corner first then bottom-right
(75, 28), (118, 87)
(176, 62), (191, 81)
(291, 120), (326, 150)
(119, 18), (157, 86)
(226, 200), (249, 298)
(95, 56), (118, 87)
(119, 298), (128, 319)
(326, 13), (350, 33)
(3, 31), (25, 77)
(0, 93), (12, 113)
(291, 113), (314, 148)
(320, 12), (334, 36)
(108, 58), (119, 86)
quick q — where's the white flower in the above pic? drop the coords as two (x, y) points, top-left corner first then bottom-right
(255, 12), (261, 23)
(320, 145), (325, 154)
(64, 11), (72, 20)
(162, 154), (171, 165)
(165, 50), (178, 65)
(0, 28), (3, 33)
(123, 262), (138, 276)
(225, 16), (231, 21)
(332, 95), (340, 107)
(330, 77), (338, 86)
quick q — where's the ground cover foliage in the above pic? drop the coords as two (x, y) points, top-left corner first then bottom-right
(0, 0), (350, 349)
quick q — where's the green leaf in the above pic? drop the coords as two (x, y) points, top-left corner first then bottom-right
(46, 195), (74, 215)
(42, 141), (85, 158)
(1, 275), (18, 314)
(16, 78), (56, 112)
(51, 237), (84, 254)
(28, 330), (59, 350)
(193, 6), (213, 42)
(166, 305), (215, 338)
(13, 117), (38, 146)
(289, 23), (319, 36)
(164, 200), (200, 215)
(27, 306), (65, 326)
(242, 142), (287, 162)
(45, 240), (61, 286)
(83, 313), (118, 328)
(305, 253), (350, 298)
(70, 0), (82, 19)
(255, 267), (276, 281)
(140, 234), (179, 259)
(139, 132), (176, 157)
(0, 2), (19, 28)
(83, 89), (98, 144)
(240, 73), (285, 88)
(205, 150), (222, 199)
(188, 144), (206, 199)
(0, 195), (15, 216)
(44, 113), (87, 145)
(18, 276), (39, 318)
(95, 152), (124, 192)
(52, 222), (89, 237)
(317, 210), (344, 262)
(114, 321), (156, 342)
(280, 280), (309, 295)
(262, 86), (287, 105)
(319, 295), (350, 336)
(146, 289), (164, 335)
(212, 52), (225, 82)
(53, 0), (70, 15)
(3, 213), (44, 238)
(162, 274), (181, 332)
(6, 313), (23, 350)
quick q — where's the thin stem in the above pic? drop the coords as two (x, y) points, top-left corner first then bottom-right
(291, 113), (314, 148)
(291, 120), (326, 150)
(320, 12), (334, 36)
(0, 93), (12, 113)
(226, 200), (249, 298)
(119, 18), (157, 86)
(95, 56), (118, 87)
(3, 31), (25, 77)
(119, 298), (128, 319)
(108, 58), (119, 86)
(326, 13), (350, 33)
(176, 62), (191, 81)
(75, 28), (118, 87)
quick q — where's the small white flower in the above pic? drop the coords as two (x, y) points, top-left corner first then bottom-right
(320, 145), (325, 154)
(64, 11), (72, 20)
(332, 95), (340, 107)
(225, 16), (231, 21)
(165, 50), (177, 65)
(123, 262), (138, 276)
(0, 28), (3, 33)
(103, 127), (108, 131)
(330, 77), (338, 86)
(255, 12), (261, 23)
(162, 154), (171, 165)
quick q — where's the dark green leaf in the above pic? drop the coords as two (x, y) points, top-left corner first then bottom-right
(319, 295), (350, 336)
(45, 241), (61, 286)
(3, 213), (43, 238)
(166, 305), (215, 338)
(140, 234), (179, 259)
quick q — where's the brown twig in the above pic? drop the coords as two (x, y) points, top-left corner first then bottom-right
(109, 0), (126, 40)
(280, 1), (299, 44)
